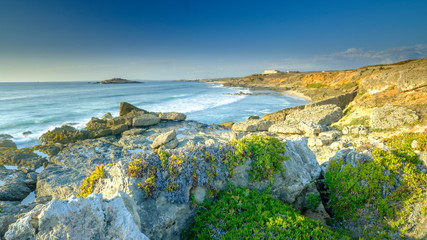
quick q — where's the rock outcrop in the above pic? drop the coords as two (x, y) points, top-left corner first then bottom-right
(232, 119), (273, 132)
(119, 102), (147, 117)
(4, 191), (149, 240)
(370, 104), (419, 129)
(286, 104), (343, 126)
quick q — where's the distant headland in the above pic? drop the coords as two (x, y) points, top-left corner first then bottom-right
(94, 78), (143, 84)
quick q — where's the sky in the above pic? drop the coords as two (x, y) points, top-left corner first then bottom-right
(1, 0), (427, 82)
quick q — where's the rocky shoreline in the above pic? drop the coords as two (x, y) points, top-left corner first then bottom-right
(1, 59), (426, 239)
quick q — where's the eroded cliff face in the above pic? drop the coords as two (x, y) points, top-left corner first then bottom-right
(204, 58), (427, 123)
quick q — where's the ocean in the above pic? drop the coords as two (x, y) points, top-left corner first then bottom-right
(0, 81), (308, 148)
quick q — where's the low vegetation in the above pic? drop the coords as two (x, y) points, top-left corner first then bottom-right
(325, 132), (427, 238)
(127, 136), (289, 201)
(77, 164), (105, 198)
(184, 186), (349, 239)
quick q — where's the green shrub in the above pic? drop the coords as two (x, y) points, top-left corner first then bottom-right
(348, 116), (369, 126)
(225, 136), (288, 181)
(184, 186), (349, 239)
(324, 132), (427, 238)
(77, 164), (105, 198)
(307, 193), (321, 212)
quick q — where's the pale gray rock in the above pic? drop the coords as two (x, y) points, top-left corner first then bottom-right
(268, 120), (303, 135)
(4, 192), (149, 240)
(342, 125), (369, 135)
(160, 139), (179, 150)
(370, 104), (419, 129)
(0, 170), (36, 201)
(159, 112), (187, 121)
(299, 121), (322, 136)
(133, 114), (161, 127)
(152, 130), (177, 149)
(118, 135), (151, 150)
(232, 119), (273, 132)
(396, 59), (427, 92)
(286, 104), (343, 126)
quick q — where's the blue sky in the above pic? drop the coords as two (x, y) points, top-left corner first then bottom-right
(1, 0), (426, 82)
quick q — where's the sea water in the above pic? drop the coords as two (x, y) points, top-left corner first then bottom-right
(0, 81), (308, 148)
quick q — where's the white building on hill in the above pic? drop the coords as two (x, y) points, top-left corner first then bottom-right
(263, 70), (280, 74)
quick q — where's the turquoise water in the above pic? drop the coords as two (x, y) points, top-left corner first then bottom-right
(0, 81), (308, 147)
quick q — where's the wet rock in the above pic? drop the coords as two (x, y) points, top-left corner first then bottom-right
(0, 140), (17, 149)
(370, 104), (419, 129)
(4, 192), (149, 240)
(0, 148), (47, 169)
(22, 131), (32, 136)
(152, 130), (177, 149)
(0, 134), (13, 140)
(232, 119), (273, 132)
(159, 112), (187, 121)
(133, 114), (161, 127)
(120, 102), (148, 117)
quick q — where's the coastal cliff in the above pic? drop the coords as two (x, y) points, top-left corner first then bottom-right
(1, 59), (426, 239)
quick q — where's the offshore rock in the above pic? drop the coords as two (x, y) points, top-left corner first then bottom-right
(370, 104), (419, 129)
(39, 125), (86, 144)
(4, 192), (149, 240)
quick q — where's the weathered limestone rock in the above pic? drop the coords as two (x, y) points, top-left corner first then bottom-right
(219, 122), (234, 128)
(101, 112), (113, 120)
(342, 125), (369, 135)
(0, 169), (36, 201)
(120, 102), (147, 116)
(232, 119), (273, 132)
(396, 59), (427, 92)
(4, 192), (149, 240)
(133, 114), (161, 127)
(0, 140), (17, 149)
(151, 130), (177, 149)
(122, 128), (146, 136)
(86, 118), (108, 131)
(107, 116), (134, 127)
(268, 120), (303, 135)
(299, 121), (323, 136)
(286, 104), (343, 126)
(229, 136), (321, 209)
(0, 148), (47, 169)
(370, 104), (419, 129)
(111, 124), (128, 135)
(305, 91), (357, 109)
(159, 112), (187, 121)
(321, 148), (372, 175)
(39, 125), (86, 144)
(262, 105), (305, 123)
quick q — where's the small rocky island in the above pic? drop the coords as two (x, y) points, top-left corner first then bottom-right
(95, 78), (142, 84)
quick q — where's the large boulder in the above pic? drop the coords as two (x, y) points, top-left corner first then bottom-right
(370, 104), (419, 129)
(231, 119), (273, 132)
(159, 112), (187, 121)
(286, 104), (343, 126)
(4, 192), (149, 240)
(133, 114), (161, 127)
(119, 102), (148, 117)
(229, 136), (321, 207)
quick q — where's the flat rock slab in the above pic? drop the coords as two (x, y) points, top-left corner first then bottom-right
(159, 112), (187, 121)
(232, 119), (273, 132)
(133, 114), (161, 127)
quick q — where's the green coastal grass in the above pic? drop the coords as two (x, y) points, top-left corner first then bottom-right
(184, 186), (349, 239)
